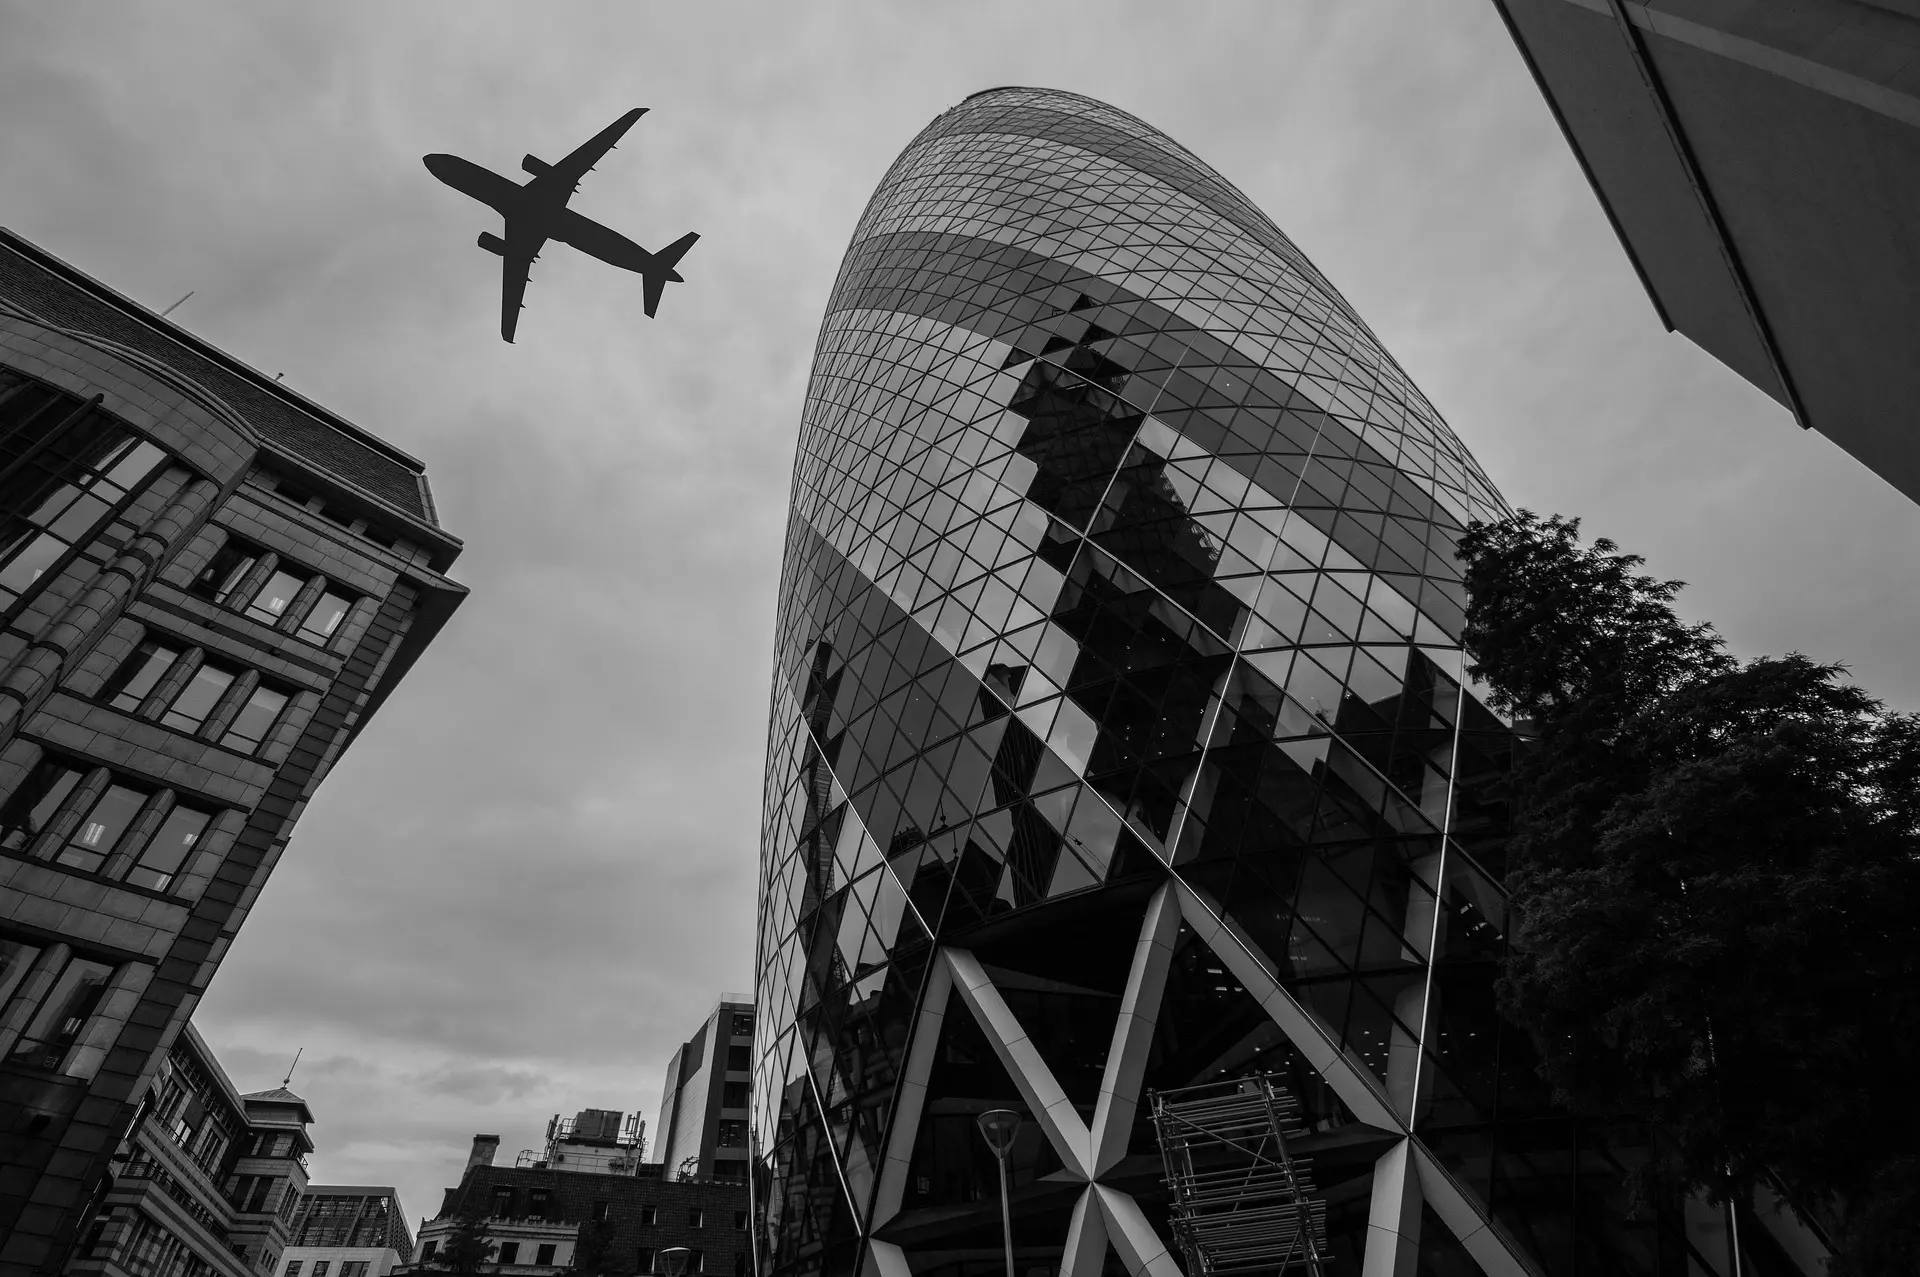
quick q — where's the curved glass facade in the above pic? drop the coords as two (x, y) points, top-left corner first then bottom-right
(755, 88), (1795, 1277)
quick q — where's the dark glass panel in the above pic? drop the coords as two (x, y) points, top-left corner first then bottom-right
(190, 539), (261, 603)
(7, 955), (113, 1069)
(102, 639), (183, 712)
(0, 758), (86, 851)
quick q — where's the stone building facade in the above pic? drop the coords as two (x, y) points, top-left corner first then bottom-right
(63, 1024), (314, 1277)
(0, 229), (465, 1274)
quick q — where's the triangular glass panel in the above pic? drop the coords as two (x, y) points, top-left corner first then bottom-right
(893, 978), (1072, 1219)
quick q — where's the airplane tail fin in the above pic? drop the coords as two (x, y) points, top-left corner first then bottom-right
(641, 232), (701, 317)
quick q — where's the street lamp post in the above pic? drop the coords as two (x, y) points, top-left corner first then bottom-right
(975, 1109), (1023, 1277)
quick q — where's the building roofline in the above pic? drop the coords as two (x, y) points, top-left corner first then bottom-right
(0, 228), (430, 473)
(301, 1185), (405, 1197)
(180, 1022), (251, 1116)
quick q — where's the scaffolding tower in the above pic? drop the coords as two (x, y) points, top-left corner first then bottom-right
(1150, 1074), (1330, 1275)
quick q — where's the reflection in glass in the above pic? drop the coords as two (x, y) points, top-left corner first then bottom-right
(125, 805), (210, 892)
(58, 784), (146, 872)
(8, 955), (113, 1070)
(162, 662), (237, 733)
(246, 570), (306, 623)
(103, 639), (182, 712)
(221, 684), (290, 753)
(297, 589), (352, 643)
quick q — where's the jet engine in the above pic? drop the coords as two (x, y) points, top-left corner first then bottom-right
(477, 232), (507, 256)
(521, 154), (551, 177)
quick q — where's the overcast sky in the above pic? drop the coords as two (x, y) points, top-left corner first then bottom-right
(5, 0), (1917, 1230)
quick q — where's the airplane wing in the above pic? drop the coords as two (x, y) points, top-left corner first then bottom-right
(526, 107), (649, 199)
(499, 242), (538, 343)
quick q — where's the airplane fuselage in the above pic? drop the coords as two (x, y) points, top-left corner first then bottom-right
(423, 108), (698, 340)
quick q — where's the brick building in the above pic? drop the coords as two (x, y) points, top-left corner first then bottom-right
(62, 1024), (314, 1277)
(653, 999), (752, 1184)
(0, 228), (466, 1274)
(408, 1136), (749, 1277)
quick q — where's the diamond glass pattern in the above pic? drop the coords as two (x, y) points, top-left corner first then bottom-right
(755, 88), (1778, 1277)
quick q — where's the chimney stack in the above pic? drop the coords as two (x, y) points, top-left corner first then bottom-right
(468, 1134), (500, 1169)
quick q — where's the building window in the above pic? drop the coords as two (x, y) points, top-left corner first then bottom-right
(190, 538), (260, 603)
(56, 782), (147, 873)
(244, 569), (307, 625)
(721, 1082), (748, 1109)
(247, 1177), (276, 1212)
(124, 803), (211, 893)
(172, 1099), (204, 1148)
(100, 640), (294, 754)
(716, 1121), (746, 1148)
(160, 659), (238, 732)
(492, 1187), (515, 1218)
(420, 1243), (438, 1263)
(219, 682), (291, 754)
(497, 1244), (520, 1266)
(725, 1045), (750, 1071)
(638, 1205), (656, 1226)
(636, 1249), (656, 1274)
(339, 1264), (367, 1277)
(535, 1245), (555, 1266)
(733, 1254), (748, 1277)
(527, 1188), (551, 1220)
(0, 757), (86, 852)
(311, 1263), (330, 1277)
(733, 1212), (748, 1232)
(731, 1014), (754, 1038)
(0, 755), (225, 893)
(101, 638), (184, 711)
(689, 1209), (704, 1229)
(0, 394), (167, 611)
(689, 1250), (704, 1274)
(5, 951), (112, 1069)
(296, 588), (354, 643)
(285, 1263), (303, 1277)
(591, 1202), (608, 1222)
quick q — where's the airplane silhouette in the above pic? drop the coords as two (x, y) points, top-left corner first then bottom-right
(423, 108), (698, 342)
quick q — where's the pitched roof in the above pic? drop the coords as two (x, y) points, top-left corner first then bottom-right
(242, 1086), (315, 1124)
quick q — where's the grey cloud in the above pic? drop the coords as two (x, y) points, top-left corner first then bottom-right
(7, 0), (1918, 1228)
(410, 1064), (552, 1105)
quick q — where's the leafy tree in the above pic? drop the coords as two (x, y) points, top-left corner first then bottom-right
(431, 1214), (497, 1276)
(570, 1219), (637, 1277)
(1457, 511), (1920, 1274)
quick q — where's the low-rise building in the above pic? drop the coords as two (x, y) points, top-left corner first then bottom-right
(278, 1186), (412, 1277)
(406, 1133), (749, 1277)
(62, 1024), (313, 1277)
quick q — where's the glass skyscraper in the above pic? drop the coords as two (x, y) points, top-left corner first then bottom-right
(755, 88), (1817, 1277)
